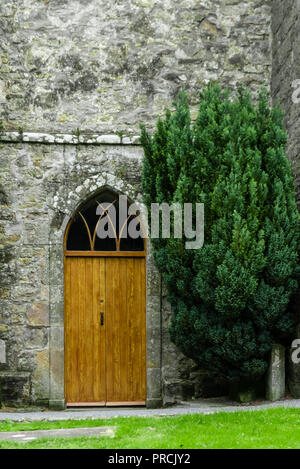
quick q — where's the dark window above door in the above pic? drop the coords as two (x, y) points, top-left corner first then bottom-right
(65, 190), (145, 252)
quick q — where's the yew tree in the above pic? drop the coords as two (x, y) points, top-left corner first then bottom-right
(140, 84), (300, 382)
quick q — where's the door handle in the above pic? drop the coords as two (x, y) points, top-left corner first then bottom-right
(100, 312), (104, 326)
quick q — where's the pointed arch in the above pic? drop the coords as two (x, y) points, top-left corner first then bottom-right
(64, 188), (145, 254)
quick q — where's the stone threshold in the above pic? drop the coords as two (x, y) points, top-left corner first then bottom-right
(0, 131), (141, 146)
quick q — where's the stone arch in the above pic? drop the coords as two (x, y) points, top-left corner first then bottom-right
(48, 173), (162, 409)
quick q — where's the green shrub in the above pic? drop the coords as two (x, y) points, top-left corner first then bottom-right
(140, 84), (300, 383)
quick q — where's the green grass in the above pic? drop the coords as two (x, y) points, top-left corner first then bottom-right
(0, 407), (300, 449)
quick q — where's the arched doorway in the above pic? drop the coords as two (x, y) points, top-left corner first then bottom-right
(64, 190), (146, 406)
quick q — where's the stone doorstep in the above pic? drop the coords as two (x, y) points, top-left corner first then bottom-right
(0, 426), (116, 442)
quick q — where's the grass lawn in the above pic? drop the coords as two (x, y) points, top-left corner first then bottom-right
(0, 407), (300, 449)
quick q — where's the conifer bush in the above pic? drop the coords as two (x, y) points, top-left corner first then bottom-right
(140, 84), (300, 383)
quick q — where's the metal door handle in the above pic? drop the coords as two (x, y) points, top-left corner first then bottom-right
(100, 312), (104, 326)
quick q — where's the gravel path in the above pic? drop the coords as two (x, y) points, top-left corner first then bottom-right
(0, 397), (300, 421)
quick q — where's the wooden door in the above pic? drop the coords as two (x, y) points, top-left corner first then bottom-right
(64, 256), (146, 406)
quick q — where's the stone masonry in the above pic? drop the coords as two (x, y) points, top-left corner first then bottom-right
(0, 0), (272, 135)
(272, 1), (300, 398)
(0, 0), (298, 407)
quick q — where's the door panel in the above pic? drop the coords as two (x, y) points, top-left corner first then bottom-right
(65, 256), (146, 405)
(65, 257), (106, 404)
(105, 257), (146, 403)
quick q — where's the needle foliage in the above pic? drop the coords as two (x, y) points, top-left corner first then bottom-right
(140, 84), (300, 382)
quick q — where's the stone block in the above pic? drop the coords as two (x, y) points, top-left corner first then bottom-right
(49, 244), (64, 287)
(32, 350), (50, 401)
(147, 367), (161, 400)
(162, 379), (194, 405)
(24, 328), (48, 349)
(146, 398), (163, 409)
(146, 326), (161, 369)
(0, 371), (31, 406)
(49, 349), (65, 401)
(266, 344), (285, 401)
(146, 258), (161, 296)
(49, 284), (64, 326)
(0, 340), (6, 364)
(146, 295), (161, 327)
(27, 301), (49, 326)
(49, 399), (66, 410)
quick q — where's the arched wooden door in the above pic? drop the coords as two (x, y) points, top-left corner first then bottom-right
(64, 192), (146, 406)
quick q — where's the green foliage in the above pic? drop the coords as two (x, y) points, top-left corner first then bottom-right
(141, 83), (300, 382)
(72, 127), (81, 137)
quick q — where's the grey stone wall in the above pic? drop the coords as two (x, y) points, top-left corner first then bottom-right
(272, 0), (300, 207)
(0, 0), (271, 136)
(0, 139), (141, 405)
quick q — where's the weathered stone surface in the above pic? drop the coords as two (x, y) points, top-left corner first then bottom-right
(272, 0), (300, 209)
(0, 1), (271, 136)
(32, 350), (49, 403)
(0, 339), (6, 364)
(27, 301), (49, 326)
(0, 372), (31, 406)
(266, 344), (285, 402)
(146, 368), (162, 406)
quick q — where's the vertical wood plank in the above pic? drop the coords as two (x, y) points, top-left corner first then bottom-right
(133, 258), (140, 400)
(127, 257), (134, 401)
(105, 258), (113, 401)
(99, 257), (106, 402)
(78, 257), (85, 400)
(92, 257), (99, 402)
(73, 257), (80, 402)
(85, 257), (93, 400)
(119, 257), (128, 401)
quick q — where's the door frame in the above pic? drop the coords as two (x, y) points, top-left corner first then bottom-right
(64, 253), (146, 407)
(48, 177), (163, 410)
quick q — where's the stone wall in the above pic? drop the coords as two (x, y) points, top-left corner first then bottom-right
(272, 0), (300, 207)
(0, 0), (271, 136)
(0, 138), (141, 405)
